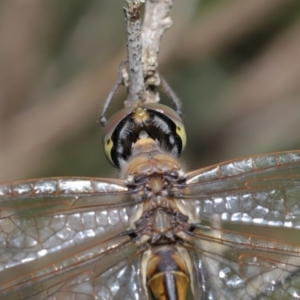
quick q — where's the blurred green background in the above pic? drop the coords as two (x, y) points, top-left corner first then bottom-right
(1, 0), (300, 182)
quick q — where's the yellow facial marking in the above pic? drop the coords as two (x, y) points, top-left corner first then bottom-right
(175, 123), (187, 150)
(133, 107), (150, 125)
(104, 136), (114, 165)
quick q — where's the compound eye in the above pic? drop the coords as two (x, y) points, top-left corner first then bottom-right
(102, 107), (132, 167)
(144, 103), (187, 152)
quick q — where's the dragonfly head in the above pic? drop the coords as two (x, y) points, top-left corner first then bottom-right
(103, 103), (186, 168)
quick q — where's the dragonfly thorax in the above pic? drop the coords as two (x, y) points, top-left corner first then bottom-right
(123, 142), (185, 197)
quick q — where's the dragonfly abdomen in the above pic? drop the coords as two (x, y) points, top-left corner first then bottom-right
(147, 245), (190, 300)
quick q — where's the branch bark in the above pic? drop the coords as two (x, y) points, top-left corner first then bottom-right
(123, 0), (174, 105)
(124, 0), (145, 105)
(142, 0), (173, 87)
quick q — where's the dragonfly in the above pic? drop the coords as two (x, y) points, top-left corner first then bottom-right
(1, 91), (300, 300)
(1, 3), (300, 296)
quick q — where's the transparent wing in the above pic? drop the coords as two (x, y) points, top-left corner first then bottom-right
(0, 234), (145, 300)
(175, 151), (300, 298)
(187, 225), (300, 299)
(0, 177), (149, 299)
(0, 177), (141, 272)
(177, 151), (300, 228)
